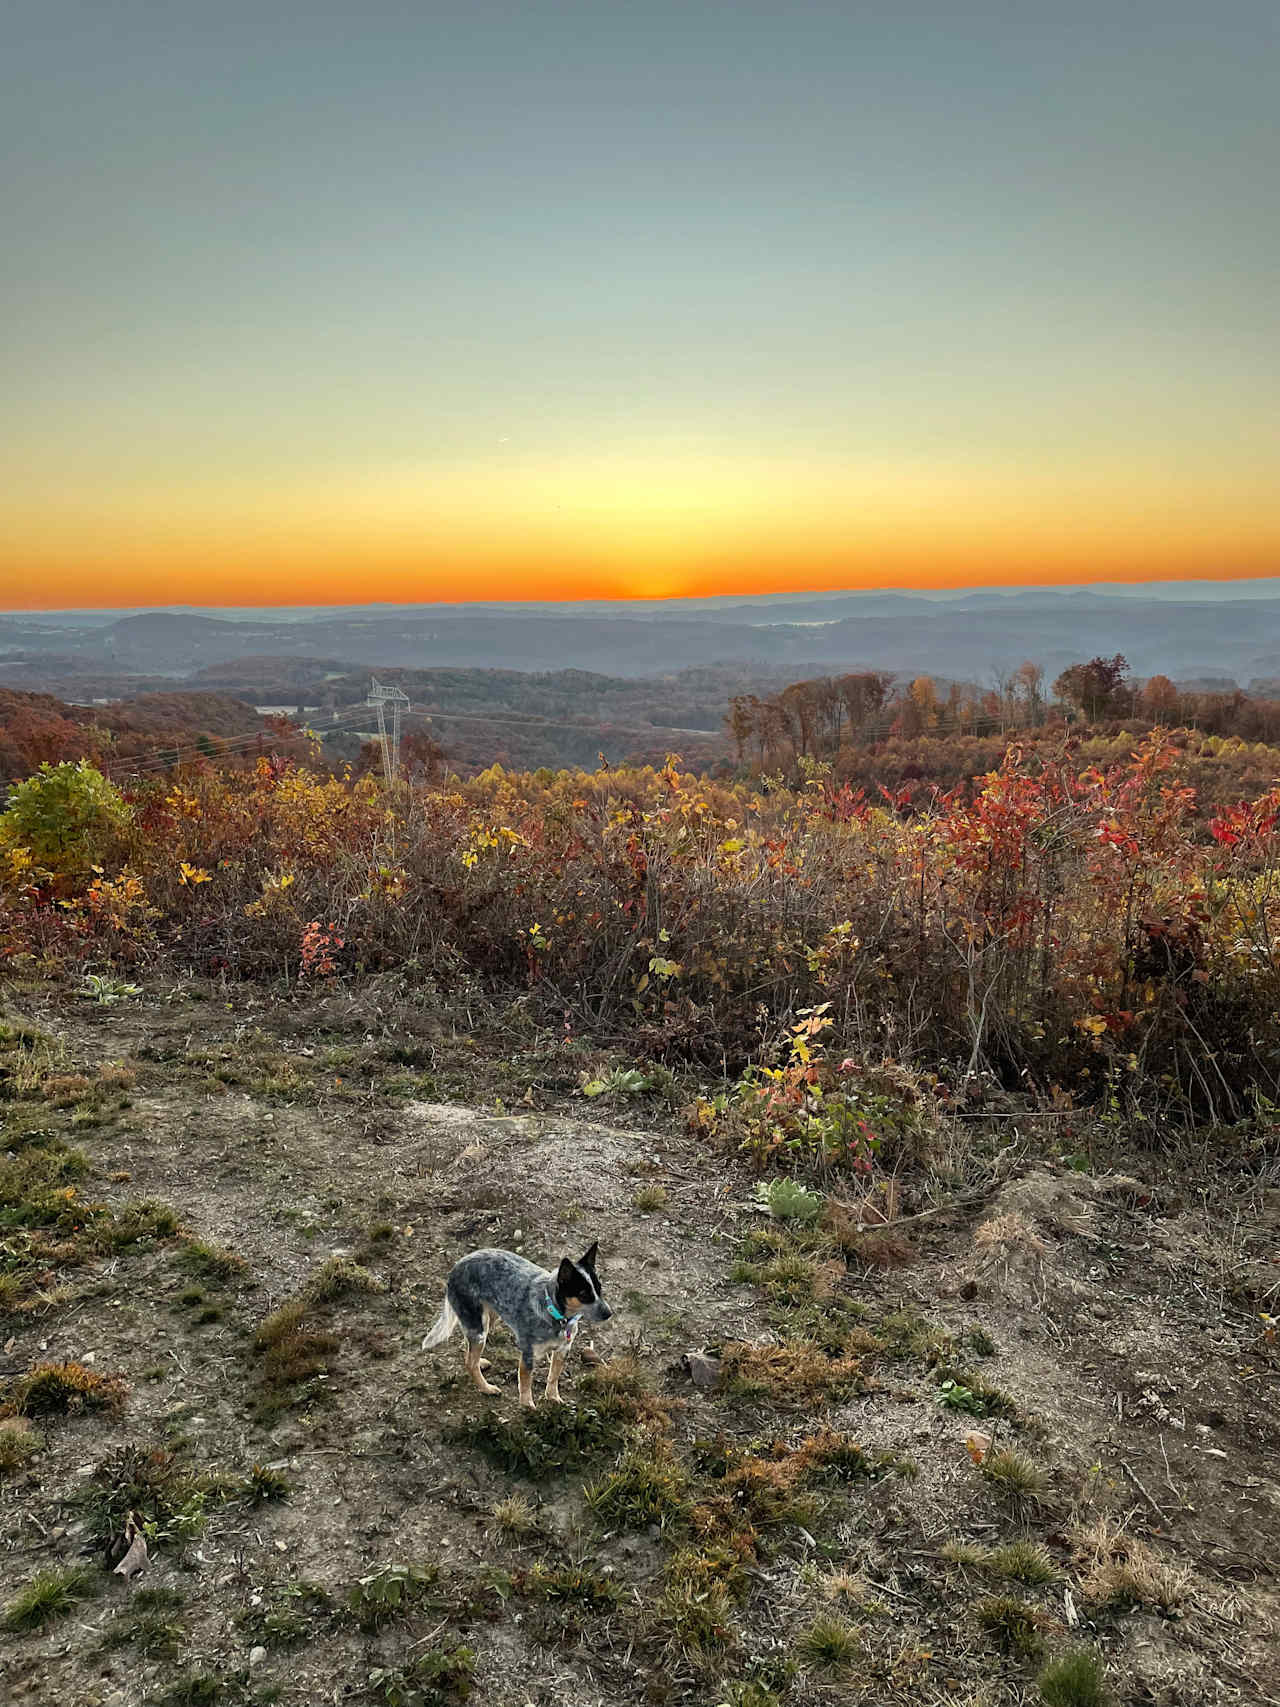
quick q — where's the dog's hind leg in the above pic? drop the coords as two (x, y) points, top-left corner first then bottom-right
(477, 1305), (498, 1370)
(452, 1287), (499, 1395)
(464, 1337), (500, 1396)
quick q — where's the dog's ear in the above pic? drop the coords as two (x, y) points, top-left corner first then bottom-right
(556, 1256), (580, 1295)
(580, 1241), (599, 1273)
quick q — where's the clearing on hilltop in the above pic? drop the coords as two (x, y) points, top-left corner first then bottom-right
(1, 724), (1277, 1706)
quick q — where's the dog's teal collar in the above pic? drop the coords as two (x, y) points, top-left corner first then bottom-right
(545, 1293), (581, 1337)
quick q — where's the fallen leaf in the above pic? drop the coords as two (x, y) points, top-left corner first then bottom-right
(964, 1431), (992, 1465)
(113, 1514), (148, 1581)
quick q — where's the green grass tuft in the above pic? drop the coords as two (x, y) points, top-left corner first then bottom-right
(797, 1614), (861, 1674)
(586, 1440), (690, 1530)
(243, 1461), (292, 1504)
(0, 1416), (41, 1477)
(454, 1393), (633, 1479)
(943, 1537), (1057, 1584)
(178, 1238), (248, 1282)
(1038, 1648), (1109, 1707)
(981, 1445), (1046, 1500)
(974, 1593), (1048, 1659)
(3, 1564), (97, 1631)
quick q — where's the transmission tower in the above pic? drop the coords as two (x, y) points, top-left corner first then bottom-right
(367, 677), (410, 784)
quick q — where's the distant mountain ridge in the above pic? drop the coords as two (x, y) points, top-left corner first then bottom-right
(4, 583), (1280, 684)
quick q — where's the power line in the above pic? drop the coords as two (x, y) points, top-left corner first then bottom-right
(78, 690), (724, 786)
(102, 709), (374, 780)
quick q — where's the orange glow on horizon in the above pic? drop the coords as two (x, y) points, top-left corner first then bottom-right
(4, 452), (1278, 610)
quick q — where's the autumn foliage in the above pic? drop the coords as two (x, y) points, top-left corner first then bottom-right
(4, 736), (1280, 1123)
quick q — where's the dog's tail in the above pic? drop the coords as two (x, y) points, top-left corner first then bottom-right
(421, 1295), (459, 1352)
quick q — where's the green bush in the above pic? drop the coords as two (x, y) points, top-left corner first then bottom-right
(0, 761), (129, 879)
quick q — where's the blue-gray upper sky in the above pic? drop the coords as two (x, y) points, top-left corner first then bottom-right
(3, 1), (1278, 606)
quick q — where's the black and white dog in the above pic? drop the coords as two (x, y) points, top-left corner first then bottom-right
(421, 1242), (611, 1407)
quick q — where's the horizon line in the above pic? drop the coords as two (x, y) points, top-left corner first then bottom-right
(7, 567), (1280, 619)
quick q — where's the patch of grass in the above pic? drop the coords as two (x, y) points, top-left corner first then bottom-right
(243, 1461), (292, 1504)
(632, 1182), (669, 1212)
(981, 1446), (1046, 1502)
(347, 1563), (439, 1632)
(1038, 1648), (1109, 1706)
(967, 1326), (998, 1358)
(797, 1613), (861, 1675)
(238, 1581), (331, 1649)
(731, 1246), (822, 1305)
(818, 1568), (876, 1608)
(368, 1646), (474, 1706)
(78, 1444), (228, 1551)
(719, 1338), (867, 1406)
(455, 1395), (631, 1479)
(491, 1492), (538, 1536)
(519, 1562), (623, 1642)
(696, 1427), (907, 1549)
(691, 1430), (895, 1537)
(4, 1360), (127, 1419)
(973, 1593), (1049, 1659)
(158, 1671), (224, 1706)
(943, 1538), (1058, 1584)
(178, 1238), (248, 1282)
(719, 1683), (782, 1707)
(252, 1253), (387, 1417)
(3, 1564), (97, 1631)
(1071, 1516), (1190, 1615)
(40, 1072), (94, 1106)
(874, 1304), (954, 1361)
(0, 1415), (41, 1476)
(94, 1198), (180, 1252)
(657, 1546), (745, 1658)
(586, 1438), (691, 1530)
(523, 1561), (623, 1612)
(256, 1254), (386, 1347)
(933, 1363), (1019, 1419)
(103, 1589), (187, 1660)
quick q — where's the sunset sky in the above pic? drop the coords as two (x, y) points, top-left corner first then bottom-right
(3, 1), (1278, 610)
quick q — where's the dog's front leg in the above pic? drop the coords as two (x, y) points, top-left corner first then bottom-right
(545, 1347), (568, 1404)
(517, 1356), (536, 1408)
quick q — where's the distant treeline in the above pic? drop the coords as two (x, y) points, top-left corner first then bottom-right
(728, 656), (1280, 770)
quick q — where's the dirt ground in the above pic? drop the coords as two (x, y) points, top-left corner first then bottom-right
(2, 980), (1278, 1707)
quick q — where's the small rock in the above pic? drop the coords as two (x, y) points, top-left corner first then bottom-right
(683, 1351), (722, 1391)
(249, 1645), (267, 1668)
